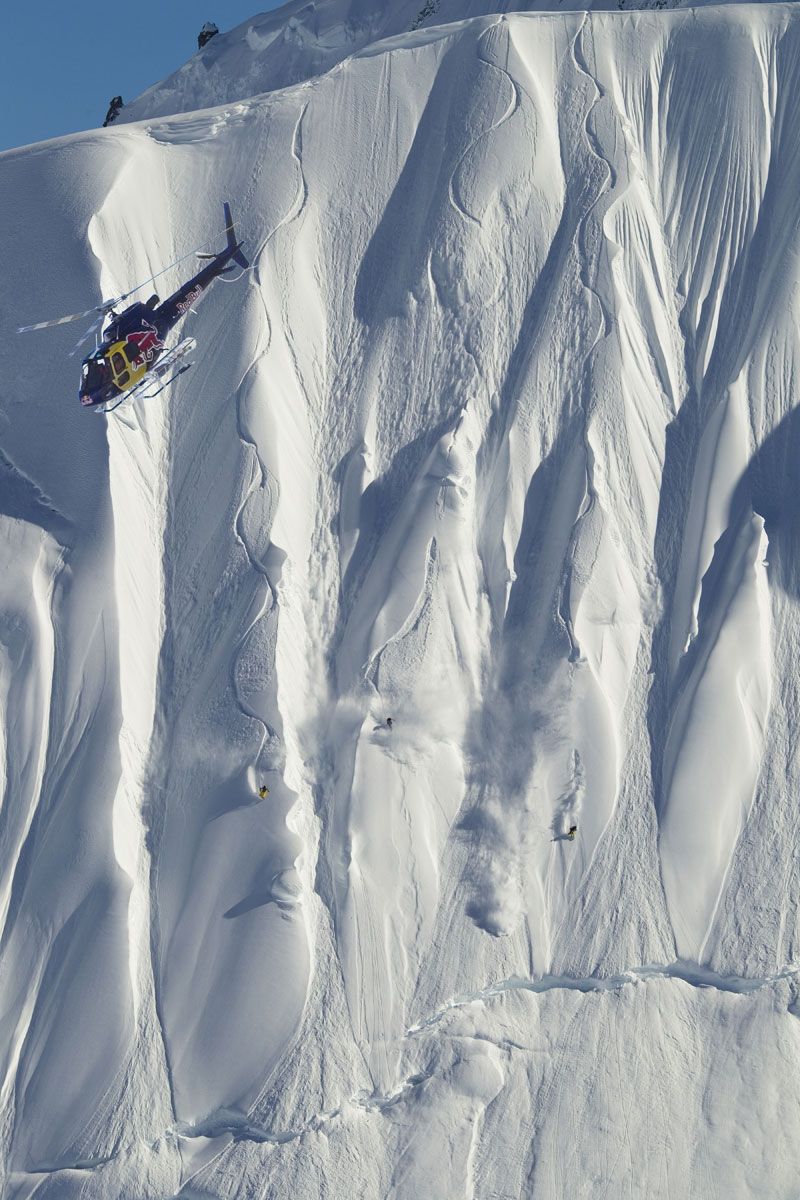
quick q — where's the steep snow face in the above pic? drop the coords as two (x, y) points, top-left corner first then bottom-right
(3, 4), (800, 1196)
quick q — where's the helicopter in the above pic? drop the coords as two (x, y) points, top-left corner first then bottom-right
(19, 202), (248, 413)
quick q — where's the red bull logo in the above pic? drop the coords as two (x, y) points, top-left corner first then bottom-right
(176, 285), (203, 315)
(127, 322), (163, 362)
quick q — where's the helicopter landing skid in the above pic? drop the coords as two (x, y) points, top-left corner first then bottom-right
(102, 363), (192, 413)
(93, 338), (196, 414)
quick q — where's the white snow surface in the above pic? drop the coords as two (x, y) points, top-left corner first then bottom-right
(118, 0), (791, 124)
(2, 3), (800, 1196)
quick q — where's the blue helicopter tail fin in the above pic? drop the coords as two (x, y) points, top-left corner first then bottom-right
(223, 202), (249, 270)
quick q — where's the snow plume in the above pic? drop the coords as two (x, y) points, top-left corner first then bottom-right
(6, 4), (800, 1195)
(461, 670), (574, 938)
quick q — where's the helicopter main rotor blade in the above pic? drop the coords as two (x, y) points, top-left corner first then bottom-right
(18, 215), (244, 336)
(17, 306), (107, 333)
(69, 315), (105, 358)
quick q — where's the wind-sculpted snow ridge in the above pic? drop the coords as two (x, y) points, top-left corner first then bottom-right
(117, 0), (790, 125)
(4, 4), (800, 1196)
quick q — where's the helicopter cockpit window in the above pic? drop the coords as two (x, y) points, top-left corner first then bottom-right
(110, 351), (131, 387)
(83, 357), (111, 392)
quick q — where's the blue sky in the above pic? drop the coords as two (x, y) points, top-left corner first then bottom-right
(2, 2), (280, 152)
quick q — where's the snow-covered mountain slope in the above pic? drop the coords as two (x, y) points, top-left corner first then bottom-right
(119, 0), (786, 124)
(2, 3), (800, 1196)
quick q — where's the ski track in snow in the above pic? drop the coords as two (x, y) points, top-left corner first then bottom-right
(558, 13), (614, 663)
(447, 17), (521, 227)
(231, 102), (309, 735)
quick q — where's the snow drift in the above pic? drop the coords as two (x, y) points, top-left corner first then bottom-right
(2, 3), (800, 1196)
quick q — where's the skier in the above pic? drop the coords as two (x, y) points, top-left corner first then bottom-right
(258, 785), (269, 799)
(198, 22), (219, 49)
(567, 824), (578, 841)
(103, 97), (123, 127)
(386, 717), (393, 729)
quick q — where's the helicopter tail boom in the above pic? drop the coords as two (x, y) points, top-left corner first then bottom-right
(223, 201), (249, 270)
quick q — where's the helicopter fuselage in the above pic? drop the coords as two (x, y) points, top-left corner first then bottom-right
(79, 206), (247, 408)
